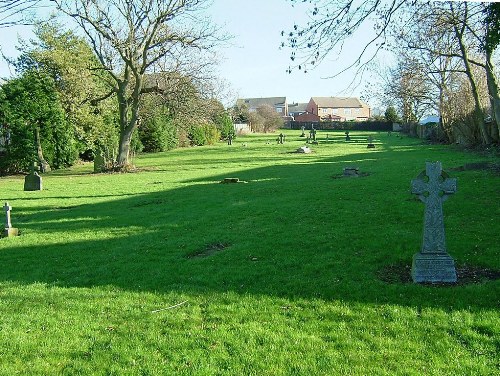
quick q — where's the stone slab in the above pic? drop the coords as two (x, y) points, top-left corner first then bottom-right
(411, 252), (457, 283)
(296, 146), (311, 154)
(2, 227), (19, 238)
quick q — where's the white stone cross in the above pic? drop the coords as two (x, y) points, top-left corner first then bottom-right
(3, 202), (12, 229)
(411, 162), (456, 254)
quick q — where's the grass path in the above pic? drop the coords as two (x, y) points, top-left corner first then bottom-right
(0, 130), (498, 375)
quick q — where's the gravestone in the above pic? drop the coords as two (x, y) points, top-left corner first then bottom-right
(310, 128), (317, 142)
(220, 177), (247, 184)
(227, 134), (233, 145)
(277, 133), (285, 144)
(24, 162), (43, 191)
(345, 131), (351, 141)
(343, 167), (359, 177)
(2, 202), (19, 238)
(296, 146), (311, 154)
(300, 126), (306, 137)
(94, 152), (105, 173)
(367, 136), (375, 148)
(411, 162), (457, 283)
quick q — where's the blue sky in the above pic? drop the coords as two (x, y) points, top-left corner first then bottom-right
(0, 0), (389, 106)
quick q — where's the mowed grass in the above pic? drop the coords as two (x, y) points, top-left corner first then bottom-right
(0, 130), (498, 375)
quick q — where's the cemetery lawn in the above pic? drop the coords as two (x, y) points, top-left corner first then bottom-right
(0, 130), (499, 375)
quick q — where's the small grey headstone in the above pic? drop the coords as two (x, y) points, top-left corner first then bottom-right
(411, 162), (457, 283)
(94, 153), (105, 173)
(296, 146), (312, 154)
(24, 172), (43, 191)
(343, 167), (359, 177)
(367, 136), (375, 148)
(220, 177), (247, 184)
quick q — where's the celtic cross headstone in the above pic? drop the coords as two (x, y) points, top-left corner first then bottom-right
(411, 162), (457, 283)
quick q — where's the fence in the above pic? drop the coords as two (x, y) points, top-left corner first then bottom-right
(286, 120), (393, 132)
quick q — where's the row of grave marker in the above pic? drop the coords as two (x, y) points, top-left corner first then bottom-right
(4, 161), (458, 283)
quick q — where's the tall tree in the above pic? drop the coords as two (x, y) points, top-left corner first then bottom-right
(52, 0), (221, 169)
(0, 69), (75, 174)
(13, 22), (118, 156)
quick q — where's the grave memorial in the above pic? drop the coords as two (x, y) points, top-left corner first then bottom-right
(24, 162), (43, 191)
(277, 133), (285, 144)
(2, 202), (19, 238)
(345, 131), (351, 141)
(300, 126), (306, 137)
(367, 136), (375, 148)
(411, 162), (457, 283)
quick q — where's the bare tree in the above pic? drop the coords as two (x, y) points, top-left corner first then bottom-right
(284, 0), (409, 78)
(51, 0), (221, 169)
(0, 0), (53, 27)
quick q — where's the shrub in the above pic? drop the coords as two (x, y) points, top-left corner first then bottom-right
(139, 114), (178, 153)
(188, 121), (220, 146)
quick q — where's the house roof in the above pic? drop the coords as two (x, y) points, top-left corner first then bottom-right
(236, 97), (287, 108)
(288, 103), (308, 112)
(311, 97), (369, 108)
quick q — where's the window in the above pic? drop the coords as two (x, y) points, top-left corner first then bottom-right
(322, 108), (328, 114)
(354, 108), (360, 115)
(276, 107), (283, 113)
(332, 108), (338, 115)
(344, 108), (352, 115)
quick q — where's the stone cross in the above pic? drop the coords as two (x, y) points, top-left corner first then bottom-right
(3, 202), (12, 228)
(411, 162), (456, 254)
(411, 162), (457, 283)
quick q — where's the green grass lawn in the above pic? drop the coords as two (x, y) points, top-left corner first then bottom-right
(0, 130), (498, 375)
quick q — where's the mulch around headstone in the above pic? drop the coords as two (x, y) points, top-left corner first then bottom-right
(185, 242), (230, 259)
(378, 262), (500, 286)
(332, 172), (371, 179)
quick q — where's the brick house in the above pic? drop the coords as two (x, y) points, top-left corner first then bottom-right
(306, 97), (371, 121)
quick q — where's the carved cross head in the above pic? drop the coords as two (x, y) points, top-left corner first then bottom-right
(411, 162), (457, 203)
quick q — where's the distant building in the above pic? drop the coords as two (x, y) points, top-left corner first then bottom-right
(236, 97), (288, 117)
(288, 102), (309, 118)
(306, 97), (371, 121)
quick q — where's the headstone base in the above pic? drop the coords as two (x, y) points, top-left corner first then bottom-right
(411, 253), (457, 283)
(343, 167), (359, 177)
(2, 228), (19, 238)
(296, 146), (311, 154)
(24, 173), (43, 191)
(367, 144), (376, 148)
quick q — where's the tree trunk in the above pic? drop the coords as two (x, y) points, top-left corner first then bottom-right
(115, 79), (141, 170)
(34, 126), (51, 172)
(485, 49), (500, 142)
(454, 21), (491, 145)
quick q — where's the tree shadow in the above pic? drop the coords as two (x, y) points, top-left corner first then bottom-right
(0, 149), (497, 311)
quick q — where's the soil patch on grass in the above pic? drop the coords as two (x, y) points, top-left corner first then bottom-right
(378, 262), (500, 286)
(450, 161), (500, 174)
(185, 242), (230, 259)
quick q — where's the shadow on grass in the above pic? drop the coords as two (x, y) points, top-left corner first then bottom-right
(0, 147), (498, 311)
